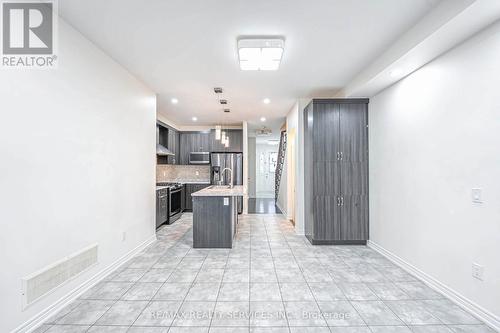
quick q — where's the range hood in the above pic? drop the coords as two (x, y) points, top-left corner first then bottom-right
(156, 124), (175, 156)
(156, 143), (174, 156)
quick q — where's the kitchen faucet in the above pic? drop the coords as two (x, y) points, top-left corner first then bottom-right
(221, 168), (233, 188)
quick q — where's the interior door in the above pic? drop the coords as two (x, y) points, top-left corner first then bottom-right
(312, 103), (342, 240)
(339, 103), (369, 241)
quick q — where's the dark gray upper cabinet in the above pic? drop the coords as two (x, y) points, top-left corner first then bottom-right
(167, 127), (179, 164)
(177, 129), (243, 164)
(304, 99), (369, 245)
(210, 129), (243, 152)
(157, 122), (179, 165)
(179, 131), (211, 164)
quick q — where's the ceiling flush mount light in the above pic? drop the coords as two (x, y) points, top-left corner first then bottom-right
(263, 98), (270, 104)
(260, 117), (266, 122)
(238, 38), (284, 71)
(171, 98), (179, 104)
(192, 116), (198, 122)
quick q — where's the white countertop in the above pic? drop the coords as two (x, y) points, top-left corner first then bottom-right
(191, 185), (244, 197)
(159, 180), (210, 184)
(179, 180), (211, 184)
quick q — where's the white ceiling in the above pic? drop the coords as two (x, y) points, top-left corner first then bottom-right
(248, 118), (283, 144)
(59, 0), (441, 126)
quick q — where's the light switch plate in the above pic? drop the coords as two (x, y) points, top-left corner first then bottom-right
(471, 188), (483, 203)
(223, 197), (229, 206)
(472, 263), (484, 281)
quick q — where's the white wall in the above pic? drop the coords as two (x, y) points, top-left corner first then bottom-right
(276, 149), (288, 216)
(247, 137), (256, 198)
(242, 121), (249, 213)
(0, 18), (156, 332)
(286, 99), (309, 234)
(369, 20), (500, 324)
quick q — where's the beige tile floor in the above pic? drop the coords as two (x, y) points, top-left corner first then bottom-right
(35, 213), (495, 333)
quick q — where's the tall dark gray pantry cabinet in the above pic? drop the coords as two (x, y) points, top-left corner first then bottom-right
(304, 99), (369, 245)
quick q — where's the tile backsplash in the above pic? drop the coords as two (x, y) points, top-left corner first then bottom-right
(157, 164), (210, 183)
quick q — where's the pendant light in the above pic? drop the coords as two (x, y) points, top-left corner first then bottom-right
(221, 130), (227, 145)
(214, 87), (223, 141)
(215, 125), (221, 140)
(224, 134), (230, 147)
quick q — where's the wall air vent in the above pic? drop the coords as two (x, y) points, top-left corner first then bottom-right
(22, 244), (98, 308)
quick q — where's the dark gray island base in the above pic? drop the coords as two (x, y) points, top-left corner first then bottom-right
(191, 185), (244, 248)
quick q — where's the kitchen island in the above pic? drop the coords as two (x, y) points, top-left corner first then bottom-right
(191, 185), (244, 248)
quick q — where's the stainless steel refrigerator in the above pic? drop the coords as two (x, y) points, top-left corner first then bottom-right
(210, 152), (243, 213)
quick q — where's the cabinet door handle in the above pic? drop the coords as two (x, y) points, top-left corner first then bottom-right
(341, 196), (344, 206)
(340, 152), (343, 160)
(336, 152), (340, 160)
(337, 196), (341, 206)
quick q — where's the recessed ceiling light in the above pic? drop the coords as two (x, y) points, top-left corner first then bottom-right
(220, 99), (228, 105)
(171, 98), (178, 104)
(260, 117), (266, 122)
(390, 69), (403, 78)
(214, 87), (223, 94)
(263, 98), (271, 104)
(238, 38), (284, 71)
(224, 109), (230, 113)
(192, 116), (198, 121)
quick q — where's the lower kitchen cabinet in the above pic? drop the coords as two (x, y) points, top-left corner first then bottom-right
(184, 183), (210, 211)
(304, 99), (369, 245)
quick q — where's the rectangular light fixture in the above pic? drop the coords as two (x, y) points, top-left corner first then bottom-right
(238, 38), (284, 71)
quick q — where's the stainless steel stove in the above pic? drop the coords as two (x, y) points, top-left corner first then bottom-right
(156, 182), (183, 227)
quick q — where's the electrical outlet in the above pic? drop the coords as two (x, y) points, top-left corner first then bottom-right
(223, 197), (229, 206)
(196, 171), (199, 176)
(472, 263), (484, 281)
(122, 231), (127, 242)
(471, 188), (483, 203)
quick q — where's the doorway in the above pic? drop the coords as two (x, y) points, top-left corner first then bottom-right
(256, 143), (278, 198)
(248, 142), (281, 213)
(246, 120), (284, 214)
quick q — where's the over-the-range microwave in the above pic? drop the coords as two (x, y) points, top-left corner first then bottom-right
(189, 152), (210, 164)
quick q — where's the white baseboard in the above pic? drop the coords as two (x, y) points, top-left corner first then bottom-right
(14, 234), (157, 333)
(275, 201), (286, 217)
(368, 240), (500, 332)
